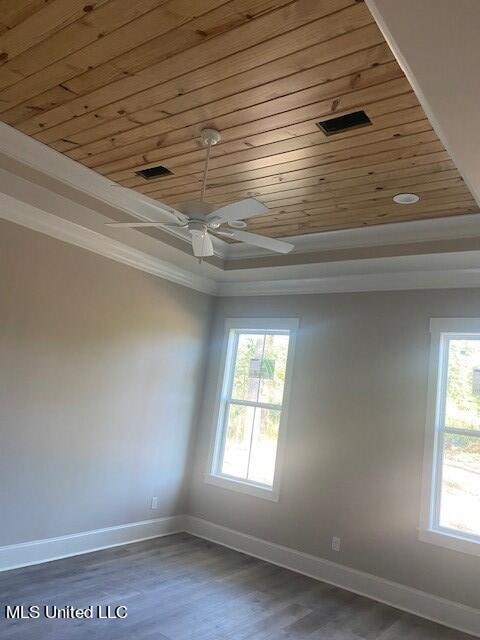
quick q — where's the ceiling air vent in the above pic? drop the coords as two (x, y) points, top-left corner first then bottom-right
(135, 165), (173, 180)
(316, 110), (372, 136)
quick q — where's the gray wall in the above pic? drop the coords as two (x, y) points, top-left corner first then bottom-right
(188, 290), (480, 609)
(0, 221), (212, 546)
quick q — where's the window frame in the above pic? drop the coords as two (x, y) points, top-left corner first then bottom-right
(420, 318), (480, 556)
(205, 317), (298, 501)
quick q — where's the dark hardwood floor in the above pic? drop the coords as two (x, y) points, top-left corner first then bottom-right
(0, 533), (475, 639)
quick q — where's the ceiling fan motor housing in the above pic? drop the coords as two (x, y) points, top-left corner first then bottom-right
(188, 220), (208, 233)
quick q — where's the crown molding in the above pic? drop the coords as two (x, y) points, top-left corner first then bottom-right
(2, 121), (480, 297)
(3, 196), (480, 297)
(224, 212), (480, 260)
(3, 122), (480, 266)
(0, 123), (190, 225)
(218, 268), (480, 297)
(0, 193), (217, 296)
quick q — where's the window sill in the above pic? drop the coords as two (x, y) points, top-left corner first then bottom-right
(204, 473), (279, 502)
(419, 528), (480, 557)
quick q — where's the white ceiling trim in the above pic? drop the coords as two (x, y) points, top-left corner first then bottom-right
(218, 269), (480, 297)
(0, 122), (198, 226)
(1, 121), (480, 297)
(224, 212), (480, 259)
(3, 194), (480, 298)
(0, 121), (230, 259)
(0, 193), (217, 296)
(3, 122), (479, 264)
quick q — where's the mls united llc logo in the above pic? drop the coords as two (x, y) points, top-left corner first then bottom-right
(5, 605), (128, 620)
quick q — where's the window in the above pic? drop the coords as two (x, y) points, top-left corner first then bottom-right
(206, 318), (298, 500)
(420, 319), (480, 555)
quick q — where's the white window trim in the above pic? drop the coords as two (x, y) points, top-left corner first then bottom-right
(419, 317), (480, 557)
(205, 317), (298, 502)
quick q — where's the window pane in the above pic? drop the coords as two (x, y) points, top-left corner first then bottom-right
(247, 408), (280, 486)
(231, 333), (265, 402)
(445, 338), (480, 430)
(258, 333), (290, 405)
(439, 433), (480, 536)
(221, 403), (254, 480)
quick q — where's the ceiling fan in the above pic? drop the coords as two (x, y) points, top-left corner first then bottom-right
(106, 128), (294, 258)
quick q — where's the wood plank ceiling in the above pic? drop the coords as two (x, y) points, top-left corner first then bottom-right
(0, 0), (478, 238)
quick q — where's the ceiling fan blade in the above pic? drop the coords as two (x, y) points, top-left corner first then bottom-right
(176, 200), (217, 216)
(206, 198), (268, 223)
(219, 230), (294, 254)
(106, 222), (173, 228)
(108, 186), (188, 225)
(191, 229), (214, 257)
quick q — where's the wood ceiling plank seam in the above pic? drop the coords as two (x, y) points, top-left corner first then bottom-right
(106, 118), (433, 187)
(0, 0), (278, 116)
(78, 91), (421, 170)
(249, 198), (478, 230)
(28, 6), (375, 149)
(141, 157), (453, 201)
(10, 0), (363, 134)
(329, 178), (467, 206)
(8, 3), (372, 142)
(26, 24), (393, 149)
(0, 0), (171, 93)
(122, 139), (446, 191)
(245, 208), (475, 235)
(305, 204), (479, 226)
(35, 20), (386, 148)
(296, 208), (480, 234)
(0, 0), (110, 66)
(87, 56), (404, 171)
(91, 102), (426, 175)
(0, 0), (233, 115)
(158, 163), (458, 203)
(64, 60), (412, 169)
(0, 0), (217, 125)
(0, 0), (56, 32)
(62, 0), (298, 95)
(198, 174), (464, 209)
(301, 191), (476, 217)
(272, 212), (480, 236)
(110, 112), (431, 181)
(267, 179), (468, 211)
(63, 76), (414, 169)
(257, 205), (480, 237)
(257, 169), (462, 202)
(54, 38), (393, 152)
(250, 193), (475, 227)
(187, 165), (460, 202)
(109, 126), (437, 187)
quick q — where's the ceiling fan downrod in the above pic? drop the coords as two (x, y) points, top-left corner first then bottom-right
(199, 128), (221, 202)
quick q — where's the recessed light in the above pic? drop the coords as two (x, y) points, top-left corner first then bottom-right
(228, 220), (247, 229)
(393, 193), (420, 204)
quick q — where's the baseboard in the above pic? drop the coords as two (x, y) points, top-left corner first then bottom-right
(184, 515), (480, 638)
(0, 515), (186, 572)
(2, 514), (478, 636)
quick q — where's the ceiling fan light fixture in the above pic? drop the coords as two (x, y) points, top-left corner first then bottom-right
(393, 192), (420, 204)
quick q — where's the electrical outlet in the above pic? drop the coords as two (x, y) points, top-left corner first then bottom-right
(332, 536), (341, 552)
(150, 496), (159, 509)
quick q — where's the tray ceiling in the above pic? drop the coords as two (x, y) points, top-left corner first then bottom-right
(0, 0), (477, 239)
